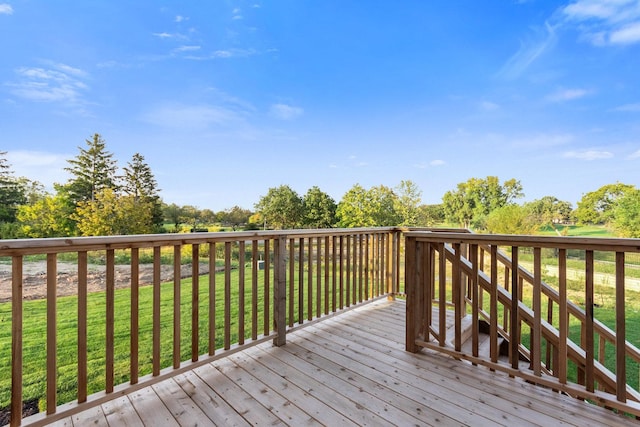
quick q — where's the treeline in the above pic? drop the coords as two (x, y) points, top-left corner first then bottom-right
(2, 134), (640, 238)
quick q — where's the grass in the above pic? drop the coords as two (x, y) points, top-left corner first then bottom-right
(537, 224), (616, 237)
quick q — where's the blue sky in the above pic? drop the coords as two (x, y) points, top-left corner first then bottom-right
(2, 1), (640, 211)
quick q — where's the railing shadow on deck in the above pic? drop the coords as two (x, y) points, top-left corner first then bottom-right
(405, 230), (640, 418)
(0, 228), (403, 426)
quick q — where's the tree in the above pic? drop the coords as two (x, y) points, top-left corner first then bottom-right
(394, 180), (422, 226)
(485, 204), (538, 235)
(336, 184), (400, 228)
(301, 186), (337, 228)
(255, 185), (303, 229)
(163, 203), (186, 232)
(72, 188), (156, 236)
(64, 133), (118, 205)
(525, 196), (573, 235)
(613, 189), (640, 238)
(17, 194), (76, 237)
(418, 204), (445, 226)
(575, 183), (635, 225)
(0, 151), (27, 223)
(220, 206), (253, 230)
(442, 176), (524, 229)
(122, 153), (163, 231)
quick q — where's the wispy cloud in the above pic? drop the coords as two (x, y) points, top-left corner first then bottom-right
(175, 15), (188, 23)
(7, 63), (89, 104)
(480, 101), (500, 111)
(563, 149), (613, 160)
(269, 103), (303, 120)
(546, 88), (590, 102)
(498, 21), (557, 79)
(0, 3), (12, 14)
(614, 102), (640, 112)
(511, 133), (574, 149)
(173, 45), (201, 53)
(562, 0), (640, 45)
(430, 159), (446, 166)
(6, 150), (71, 187)
(141, 103), (244, 130)
(627, 149), (640, 159)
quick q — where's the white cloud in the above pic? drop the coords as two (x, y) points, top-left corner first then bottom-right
(173, 45), (201, 53)
(610, 21), (640, 44)
(430, 159), (446, 166)
(141, 104), (243, 129)
(562, 0), (640, 45)
(0, 3), (13, 14)
(546, 88), (590, 102)
(175, 15), (188, 23)
(8, 63), (89, 104)
(615, 102), (640, 112)
(152, 32), (173, 38)
(269, 103), (303, 120)
(498, 22), (557, 79)
(511, 133), (574, 149)
(563, 150), (613, 160)
(628, 149), (640, 159)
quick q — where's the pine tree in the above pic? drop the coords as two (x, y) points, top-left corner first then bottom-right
(0, 151), (27, 223)
(122, 153), (163, 230)
(64, 133), (118, 205)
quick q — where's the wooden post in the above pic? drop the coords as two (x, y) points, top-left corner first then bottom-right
(405, 236), (419, 353)
(46, 253), (57, 414)
(273, 236), (287, 347)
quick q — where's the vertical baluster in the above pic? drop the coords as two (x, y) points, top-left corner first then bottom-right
(339, 235), (344, 309)
(332, 235), (337, 310)
(307, 238), (313, 320)
(405, 236), (418, 353)
(364, 234), (370, 301)
(298, 237), (304, 324)
(289, 238), (295, 326)
(78, 251), (88, 401)
(546, 296), (553, 372)
(425, 243), (433, 342)
(208, 242), (216, 356)
(224, 242), (232, 350)
(316, 237), (322, 317)
(453, 243), (462, 352)
(358, 234), (363, 303)
(130, 248), (139, 384)
(273, 236), (287, 347)
(438, 242), (446, 347)
(106, 249), (115, 392)
(616, 251), (627, 402)
(152, 246), (161, 376)
(263, 240), (271, 337)
(46, 253), (57, 413)
(532, 247), (542, 376)
(192, 244), (200, 361)
(558, 248), (568, 385)
(490, 245), (498, 364)
(239, 241), (245, 344)
(346, 235), (352, 307)
(252, 240), (258, 340)
(11, 255), (23, 427)
(510, 246), (520, 370)
(585, 250), (595, 392)
(471, 244), (479, 359)
(173, 245), (181, 368)
(325, 236), (331, 312)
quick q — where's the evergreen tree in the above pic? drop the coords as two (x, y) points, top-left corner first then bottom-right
(122, 153), (163, 230)
(0, 151), (27, 223)
(64, 133), (118, 205)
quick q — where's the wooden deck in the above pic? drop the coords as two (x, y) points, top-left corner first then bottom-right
(37, 299), (635, 427)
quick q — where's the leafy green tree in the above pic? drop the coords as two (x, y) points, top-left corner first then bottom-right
(64, 133), (118, 205)
(485, 204), (538, 235)
(122, 153), (163, 231)
(418, 204), (445, 226)
(163, 203), (186, 232)
(302, 186), (337, 228)
(442, 176), (523, 229)
(72, 189), (155, 236)
(336, 184), (400, 227)
(17, 194), (76, 237)
(575, 183), (635, 225)
(0, 151), (27, 223)
(525, 196), (573, 235)
(255, 185), (303, 229)
(394, 180), (422, 226)
(220, 206), (253, 230)
(613, 189), (640, 237)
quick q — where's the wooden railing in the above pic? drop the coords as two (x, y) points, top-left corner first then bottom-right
(405, 231), (640, 417)
(0, 228), (402, 426)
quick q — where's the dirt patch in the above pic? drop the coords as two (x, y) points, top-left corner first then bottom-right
(0, 261), (213, 303)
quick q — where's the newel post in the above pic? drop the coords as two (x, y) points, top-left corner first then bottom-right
(405, 235), (421, 353)
(273, 236), (287, 347)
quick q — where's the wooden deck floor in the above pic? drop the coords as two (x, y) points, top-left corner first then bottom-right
(40, 299), (635, 426)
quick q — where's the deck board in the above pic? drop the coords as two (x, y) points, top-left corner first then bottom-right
(48, 299), (639, 426)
